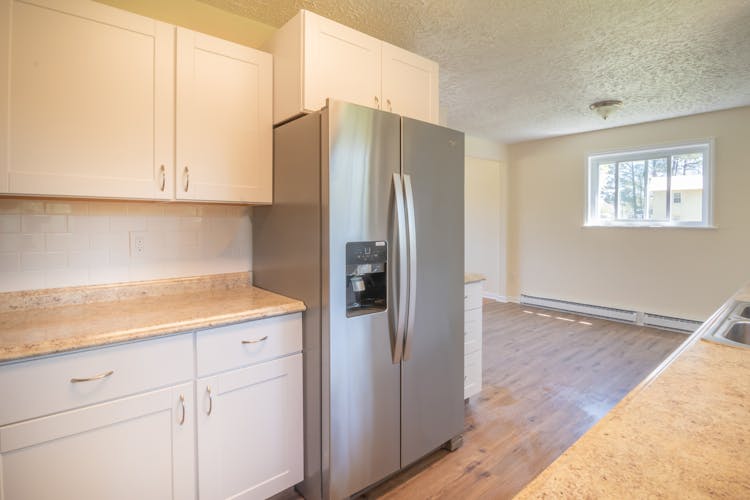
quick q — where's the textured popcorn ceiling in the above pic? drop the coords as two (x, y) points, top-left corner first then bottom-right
(198, 0), (750, 143)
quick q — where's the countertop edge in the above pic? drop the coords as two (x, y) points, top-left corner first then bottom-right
(0, 300), (306, 364)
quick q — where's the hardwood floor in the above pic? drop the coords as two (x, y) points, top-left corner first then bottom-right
(361, 302), (685, 499)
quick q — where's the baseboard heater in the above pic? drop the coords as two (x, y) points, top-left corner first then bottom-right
(520, 295), (701, 333)
(642, 313), (702, 333)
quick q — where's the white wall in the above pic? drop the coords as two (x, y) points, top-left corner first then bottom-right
(464, 135), (508, 299)
(465, 156), (507, 299)
(0, 198), (251, 292)
(507, 106), (750, 320)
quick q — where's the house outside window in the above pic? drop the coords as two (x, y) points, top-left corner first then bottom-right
(586, 140), (713, 227)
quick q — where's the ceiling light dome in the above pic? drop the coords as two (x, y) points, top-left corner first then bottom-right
(589, 100), (623, 120)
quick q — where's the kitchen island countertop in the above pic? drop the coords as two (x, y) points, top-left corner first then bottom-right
(0, 272), (305, 363)
(514, 285), (750, 498)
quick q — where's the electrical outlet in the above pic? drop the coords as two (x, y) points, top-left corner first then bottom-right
(129, 232), (146, 257)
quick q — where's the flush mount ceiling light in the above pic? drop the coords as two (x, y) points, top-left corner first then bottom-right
(589, 100), (623, 120)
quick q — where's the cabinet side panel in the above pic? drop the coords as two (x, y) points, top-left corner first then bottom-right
(0, 0), (9, 192)
(252, 111), (322, 499)
(266, 10), (303, 124)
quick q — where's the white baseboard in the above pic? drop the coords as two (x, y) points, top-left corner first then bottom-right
(482, 292), (507, 302)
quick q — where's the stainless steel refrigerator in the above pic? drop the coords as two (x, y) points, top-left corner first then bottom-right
(253, 100), (464, 500)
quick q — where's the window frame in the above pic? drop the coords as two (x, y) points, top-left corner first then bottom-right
(585, 140), (714, 228)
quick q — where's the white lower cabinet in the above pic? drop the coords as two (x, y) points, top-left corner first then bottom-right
(0, 382), (195, 500)
(0, 313), (303, 500)
(197, 354), (303, 500)
(464, 281), (484, 399)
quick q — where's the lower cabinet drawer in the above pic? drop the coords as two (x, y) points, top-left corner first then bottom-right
(196, 313), (302, 377)
(464, 307), (482, 355)
(464, 350), (482, 399)
(0, 333), (194, 426)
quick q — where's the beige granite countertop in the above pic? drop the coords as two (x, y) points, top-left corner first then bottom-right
(465, 273), (486, 284)
(515, 285), (750, 499)
(0, 273), (306, 363)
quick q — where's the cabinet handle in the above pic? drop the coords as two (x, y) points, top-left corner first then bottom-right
(386, 99), (392, 112)
(206, 385), (213, 416)
(374, 96), (380, 109)
(70, 369), (114, 383)
(183, 166), (190, 192)
(241, 336), (268, 344)
(159, 164), (166, 192)
(178, 394), (186, 425)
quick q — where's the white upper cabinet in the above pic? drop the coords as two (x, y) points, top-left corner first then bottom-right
(176, 28), (272, 204)
(0, 0), (273, 204)
(381, 42), (439, 124)
(0, 0), (174, 199)
(268, 9), (439, 125)
(303, 11), (381, 114)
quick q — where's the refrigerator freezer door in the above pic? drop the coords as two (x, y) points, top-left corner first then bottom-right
(400, 118), (465, 467)
(326, 101), (402, 498)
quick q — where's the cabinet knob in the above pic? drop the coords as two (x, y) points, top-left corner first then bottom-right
(374, 96), (380, 109)
(183, 166), (190, 192)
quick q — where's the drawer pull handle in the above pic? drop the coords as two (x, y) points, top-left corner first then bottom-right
(159, 164), (166, 191)
(206, 386), (213, 416)
(178, 394), (186, 425)
(70, 370), (114, 383)
(241, 336), (268, 345)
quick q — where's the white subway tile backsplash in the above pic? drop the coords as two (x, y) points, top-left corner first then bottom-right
(21, 251), (67, 271)
(45, 201), (89, 215)
(0, 234), (20, 252)
(0, 215), (21, 233)
(2, 234), (46, 252)
(110, 216), (147, 232)
(21, 215), (67, 233)
(0, 199), (22, 214)
(0, 270), (45, 292)
(69, 215), (109, 233)
(89, 266), (129, 285)
(69, 249), (108, 269)
(0, 199), (251, 292)
(0, 252), (20, 272)
(45, 268), (89, 288)
(45, 233), (90, 252)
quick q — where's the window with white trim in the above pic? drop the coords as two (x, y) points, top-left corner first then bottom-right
(586, 141), (712, 227)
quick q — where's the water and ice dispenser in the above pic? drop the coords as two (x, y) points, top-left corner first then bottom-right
(346, 241), (387, 317)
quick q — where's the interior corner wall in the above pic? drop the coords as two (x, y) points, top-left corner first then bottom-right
(93, 0), (277, 48)
(507, 106), (750, 321)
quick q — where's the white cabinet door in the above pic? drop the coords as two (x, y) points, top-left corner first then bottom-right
(0, 382), (195, 500)
(176, 28), (272, 204)
(0, 0), (174, 199)
(197, 354), (303, 500)
(303, 10), (381, 113)
(381, 42), (439, 124)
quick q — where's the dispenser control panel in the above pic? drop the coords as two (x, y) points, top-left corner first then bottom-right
(346, 241), (387, 317)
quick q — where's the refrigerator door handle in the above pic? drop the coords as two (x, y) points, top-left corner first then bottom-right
(403, 174), (417, 361)
(392, 173), (408, 364)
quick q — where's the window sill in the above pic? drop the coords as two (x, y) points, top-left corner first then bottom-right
(582, 223), (717, 230)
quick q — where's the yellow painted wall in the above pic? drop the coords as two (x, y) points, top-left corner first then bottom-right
(508, 106), (750, 320)
(94, 0), (276, 48)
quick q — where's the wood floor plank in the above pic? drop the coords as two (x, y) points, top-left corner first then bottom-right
(363, 302), (685, 499)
